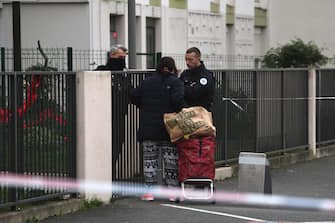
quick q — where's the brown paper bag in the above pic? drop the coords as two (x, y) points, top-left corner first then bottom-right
(163, 106), (216, 143)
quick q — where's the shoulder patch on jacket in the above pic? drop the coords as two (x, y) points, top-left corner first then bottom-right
(200, 78), (208, 85)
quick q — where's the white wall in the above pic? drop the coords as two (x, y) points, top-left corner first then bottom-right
(161, 7), (188, 54)
(188, 11), (225, 55)
(254, 27), (266, 56)
(136, 14), (145, 68)
(0, 3), (90, 49)
(255, 0), (268, 9)
(226, 0), (234, 6)
(162, 0), (169, 7)
(267, 0), (335, 57)
(89, 0), (112, 50)
(188, 0), (211, 12)
(220, 0), (227, 14)
(136, 0), (150, 5)
(235, 0), (253, 16)
(231, 0), (254, 57)
(0, 3), (12, 47)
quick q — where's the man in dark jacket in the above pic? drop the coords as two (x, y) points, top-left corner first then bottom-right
(180, 47), (215, 111)
(179, 47), (216, 191)
(130, 57), (185, 201)
(95, 45), (127, 71)
(95, 45), (129, 181)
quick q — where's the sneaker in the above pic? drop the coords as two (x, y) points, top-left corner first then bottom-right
(141, 193), (154, 201)
(169, 195), (177, 202)
(169, 195), (184, 203)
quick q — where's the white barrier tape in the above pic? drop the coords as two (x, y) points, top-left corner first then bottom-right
(222, 96), (335, 111)
(0, 173), (177, 199)
(1, 173), (335, 212)
(215, 191), (335, 212)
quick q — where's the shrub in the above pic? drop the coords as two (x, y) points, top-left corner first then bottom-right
(262, 38), (328, 68)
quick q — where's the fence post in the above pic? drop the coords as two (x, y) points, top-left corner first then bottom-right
(224, 71), (228, 161)
(76, 71), (112, 202)
(254, 70), (258, 153)
(281, 71), (286, 152)
(8, 74), (18, 210)
(317, 70), (321, 144)
(12, 1), (22, 72)
(308, 67), (316, 156)
(67, 47), (73, 71)
(1, 48), (5, 71)
(155, 52), (162, 67)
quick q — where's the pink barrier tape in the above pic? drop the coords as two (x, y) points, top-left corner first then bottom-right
(1, 173), (335, 212)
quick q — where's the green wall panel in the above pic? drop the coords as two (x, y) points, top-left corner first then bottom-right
(169, 0), (187, 9)
(210, 2), (220, 13)
(150, 0), (161, 7)
(226, 5), (235, 25)
(255, 7), (267, 27)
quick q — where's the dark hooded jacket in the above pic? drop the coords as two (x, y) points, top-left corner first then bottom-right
(180, 62), (215, 111)
(95, 58), (126, 71)
(130, 72), (185, 142)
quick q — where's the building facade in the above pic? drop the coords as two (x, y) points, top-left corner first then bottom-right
(1, 0), (333, 69)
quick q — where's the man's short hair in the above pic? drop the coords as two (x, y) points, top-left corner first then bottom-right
(110, 44), (128, 55)
(186, 47), (201, 57)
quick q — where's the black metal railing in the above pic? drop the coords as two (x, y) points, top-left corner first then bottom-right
(0, 71), (76, 209)
(317, 69), (335, 145)
(0, 47), (164, 72)
(165, 54), (259, 70)
(0, 47), (264, 72)
(1, 68), (334, 202)
(2, 47), (335, 72)
(111, 71), (153, 184)
(111, 69), (335, 183)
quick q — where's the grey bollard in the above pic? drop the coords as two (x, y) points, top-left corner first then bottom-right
(238, 152), (272, 194)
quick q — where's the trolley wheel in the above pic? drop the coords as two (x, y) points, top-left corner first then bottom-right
(211, 186), (216, 204)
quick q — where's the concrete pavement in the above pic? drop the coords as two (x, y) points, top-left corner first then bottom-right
(37, 155), (335, 223)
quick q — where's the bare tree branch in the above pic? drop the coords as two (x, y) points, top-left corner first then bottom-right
(37, 40), (49, 68)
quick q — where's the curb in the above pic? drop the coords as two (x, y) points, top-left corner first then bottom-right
(0, 198), (84, 223)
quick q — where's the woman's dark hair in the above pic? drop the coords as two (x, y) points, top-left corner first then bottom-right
(156, 56), (178, 75)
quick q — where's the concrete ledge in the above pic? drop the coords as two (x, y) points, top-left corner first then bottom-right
(0, 199), (84, 223)
(269, 145), (335, 168)
(215, 167), (233, 181)
(316, 144), (335, 158)
(269, 150), (313, 168)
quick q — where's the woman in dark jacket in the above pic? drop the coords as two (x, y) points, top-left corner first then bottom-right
(130, 57), (185, 201)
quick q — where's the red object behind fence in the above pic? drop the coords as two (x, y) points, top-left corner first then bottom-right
(0, 75), (66, 128)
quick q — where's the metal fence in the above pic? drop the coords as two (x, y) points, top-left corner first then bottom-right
(166, 53), (259, 70)
(0, 71), (76, 209)
(213, 69), (309, 164)
(111, 69), (335, 183)
(317, 69), (335, 145)
(111, 71), (149, 184)
(1, 68), (335, 204)
(1, 47), (96, 72)
(1, 47), (263, 72)
(2, 47), (335, 72)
